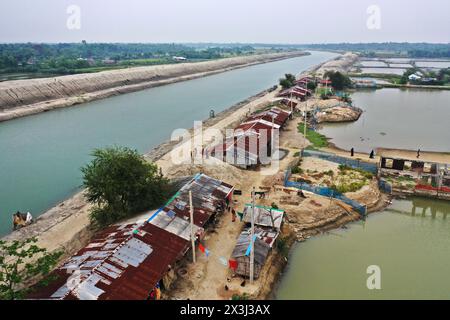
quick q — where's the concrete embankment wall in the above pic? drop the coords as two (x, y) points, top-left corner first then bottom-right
(0, 52), (305, 114)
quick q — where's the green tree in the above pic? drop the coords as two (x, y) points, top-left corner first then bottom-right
(81, 146), (171, 226)
(0, 238), (62, 300)
(324, 71), (352, 90)
(307, 81), (317, 91)
(279, 73), (296, 89)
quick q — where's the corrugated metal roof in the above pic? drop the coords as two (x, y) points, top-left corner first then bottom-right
(242, 205), (284, 230)
(231, 229), (271, 265)
(31, 173), (233, 300)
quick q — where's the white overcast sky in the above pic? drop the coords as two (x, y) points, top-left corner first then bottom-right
(0, 0), (449, 43)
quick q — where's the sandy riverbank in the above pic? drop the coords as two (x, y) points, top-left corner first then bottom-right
(0, 85), (283, 254)
(163, 113), (387, 300)
(0, 51), (308, 122)
(2, 53), (384, 300)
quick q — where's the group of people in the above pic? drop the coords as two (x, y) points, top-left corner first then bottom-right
(12, 211), (33, 230)
(350, 148), (375, 159)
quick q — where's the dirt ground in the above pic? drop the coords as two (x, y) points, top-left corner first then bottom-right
(163, 113), (383, 300)
(4, 55), (389, 300)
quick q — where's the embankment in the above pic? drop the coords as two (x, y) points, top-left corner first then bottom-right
(0, 51), (307, 122)
(0, 86), (281, 254)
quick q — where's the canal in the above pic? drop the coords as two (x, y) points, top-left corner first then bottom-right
(318, 88), (450, 153)
(276, 197), (450, 299)
(0, 51), (339, 236)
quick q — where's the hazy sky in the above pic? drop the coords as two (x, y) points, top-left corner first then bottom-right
(0, 0), (449, 43)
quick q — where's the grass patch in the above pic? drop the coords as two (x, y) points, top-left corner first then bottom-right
(331, 181), (367, 193)
(232, 293), (250, 300)
(291, 166), (304, 174)
(330, 164), (374, 193)
(298, 123), (328, 148)
(338, 164), (373, 179)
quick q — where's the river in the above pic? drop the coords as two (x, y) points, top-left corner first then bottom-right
(276, 197), (450, 299)
(277, 87), (450, 299)
(318, 88), (450, 153)
(0, 51), (338, 237)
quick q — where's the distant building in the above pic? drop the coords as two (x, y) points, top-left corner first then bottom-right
(408, 73), (422, 81)
(376, 148), (450, 200)
(172, 56), (187, 61)
(421, 77), (438, 83)
(102, 58), (116, 65)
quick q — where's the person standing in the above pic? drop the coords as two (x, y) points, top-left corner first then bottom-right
(351, 148), (354, 157)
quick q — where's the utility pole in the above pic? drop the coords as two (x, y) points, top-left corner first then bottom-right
(189, 191), (196, 263)
(250, 187), (255, 284)
(271, 114), (275, 157)
(304, 80), (308, 139)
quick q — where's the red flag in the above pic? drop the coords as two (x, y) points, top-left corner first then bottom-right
(229, 259), (238, 270)
(198, 243), (206, 253)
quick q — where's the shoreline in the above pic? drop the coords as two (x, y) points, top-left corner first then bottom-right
(0, 51), (308, 123)
(4, 54), (390, 301)
(1, 51), (338, 242)
(0, 86), (280, 242)
(264, 190), (392, 300)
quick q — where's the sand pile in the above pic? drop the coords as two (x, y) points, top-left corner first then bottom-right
(315, 52), (358, 77)
(163, 158), (245, 186)
(316, 106), (362, 123)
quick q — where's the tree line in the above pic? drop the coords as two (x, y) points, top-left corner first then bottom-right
(0, 43), (257, 75)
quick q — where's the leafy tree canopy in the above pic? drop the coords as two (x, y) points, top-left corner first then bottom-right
(0, 238), (62, 300)
(279, 73), (296, 89)
(81, 146), (171, 226)
(324, 71), (352, 90)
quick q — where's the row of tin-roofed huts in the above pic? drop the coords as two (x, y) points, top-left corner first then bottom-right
(30, 174), (234, 300)
(211, 106), (292, 169)
(31, 173), (287, 299)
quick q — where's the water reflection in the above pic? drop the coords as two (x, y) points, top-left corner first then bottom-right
(387, 197), (448, 219)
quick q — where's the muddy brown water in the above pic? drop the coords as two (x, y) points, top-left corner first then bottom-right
(276, 197), (450, 299)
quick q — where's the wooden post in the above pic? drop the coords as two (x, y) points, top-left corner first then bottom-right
(189, 191), (196, 263)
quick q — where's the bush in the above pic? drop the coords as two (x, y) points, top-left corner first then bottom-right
(276, 236), (289, 258)
(0, 238), (62, 300)
(291, 166), (303, 175)
(232, 293), (249, 300)
(81, 146), (171, 226)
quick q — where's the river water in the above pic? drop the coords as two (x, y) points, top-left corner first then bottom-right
(277, 87), (450, 299)
(0, 51), (338, 237)
(276, 197), (450, 299)
(318, 88), (450, 153)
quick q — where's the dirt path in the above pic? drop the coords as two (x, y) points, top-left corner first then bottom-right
(1, 85), (282, 263)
